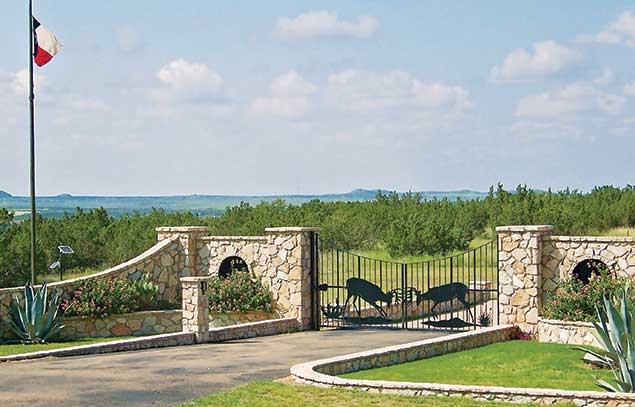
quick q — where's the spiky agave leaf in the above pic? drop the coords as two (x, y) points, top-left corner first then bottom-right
(3, 282), (64, 344)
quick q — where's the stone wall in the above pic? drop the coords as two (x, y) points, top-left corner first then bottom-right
(536, 318), (600, 347)
(1, 225), (318, 338)
(58, 310), (182, 340)
(541, 235), (635, 300)
(194, 227), (318, 328)
(0, 234), (185, 309)
(498, 224), (635, 336)
(209, 310), (278, 328)
(497, 225), (551, 333)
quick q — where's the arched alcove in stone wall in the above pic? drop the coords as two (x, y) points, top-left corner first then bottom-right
(571, 259), (607, 284)
(218, 256), (249, 278)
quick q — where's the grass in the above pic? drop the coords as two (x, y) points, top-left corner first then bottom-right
(179, 380), (568, 407)
(598, 226), (635, 237)
(0, 336), (134, 357)
(341, 340), (613, 392)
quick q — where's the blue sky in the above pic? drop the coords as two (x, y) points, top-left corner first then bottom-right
(2, 1), (635, 195)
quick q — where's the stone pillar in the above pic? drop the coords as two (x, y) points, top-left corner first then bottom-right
(156, 226), (210, 277)
(264, 227), (320, 330)
(497, 225), (553, 334)
(180, 276), (211, 343)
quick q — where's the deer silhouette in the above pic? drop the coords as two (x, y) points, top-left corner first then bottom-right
(343, 277), (392, 319)
(419, 282), (470, 314)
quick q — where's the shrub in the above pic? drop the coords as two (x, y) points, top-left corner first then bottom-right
(541, 263), (635, 322)
(207, 271), (273, 314)
(62, 275), (158, 318)
(2, 282), (64, 344)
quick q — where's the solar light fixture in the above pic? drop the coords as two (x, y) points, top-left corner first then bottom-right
(55, 244), (74, 280)
(58, 245), (74, 254)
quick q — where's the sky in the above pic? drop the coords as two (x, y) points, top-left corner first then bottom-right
(2, 1), (635, 196)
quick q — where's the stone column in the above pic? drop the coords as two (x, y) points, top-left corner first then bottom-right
(181, 276), (211, 343)
(497, 225), (553, 334)
(156, 226), (210, 277)
(264, 227), (320, 330)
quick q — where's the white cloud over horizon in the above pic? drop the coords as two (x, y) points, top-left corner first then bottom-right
(149, 59), (224, 104)
(249, 71), (316, 118)
(274, 11), (378, 40)
(490, 41), (581, 82)
(327, 69), (472, 113)
(515, 81), (625, 118)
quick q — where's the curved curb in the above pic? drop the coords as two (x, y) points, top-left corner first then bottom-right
(290, 326), (635, 406)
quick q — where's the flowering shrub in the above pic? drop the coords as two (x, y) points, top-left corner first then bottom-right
(541, 262), (635, 322)
(207, 271), (273, 313)
(61, 275), (158, 318)
(508, 326), (533, 340)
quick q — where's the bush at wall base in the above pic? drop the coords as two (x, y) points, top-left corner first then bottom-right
(1, 282), (64, 344)
(207, 271), (273, 314)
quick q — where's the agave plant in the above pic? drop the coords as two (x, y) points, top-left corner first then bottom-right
(478, 311), (491, 327)
(2, 282), (64, 344)
(577, 287), (635, 392)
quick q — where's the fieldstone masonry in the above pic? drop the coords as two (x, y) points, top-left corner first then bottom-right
(497, 225), (552, 333)
(498, 224), (635, 337)
(181, 276), (211, 343)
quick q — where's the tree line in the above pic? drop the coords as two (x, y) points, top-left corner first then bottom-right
(1, 184), (635, 288)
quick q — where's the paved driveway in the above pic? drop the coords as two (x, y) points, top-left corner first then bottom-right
(0, 329), (448, 406)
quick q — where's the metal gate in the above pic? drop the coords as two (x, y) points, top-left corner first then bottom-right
(312, 238), (498, 331)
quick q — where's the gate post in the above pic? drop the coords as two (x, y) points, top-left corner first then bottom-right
(496, 225), (552, 334)
(181, 276), (211, 343)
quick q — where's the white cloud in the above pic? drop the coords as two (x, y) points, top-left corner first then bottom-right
(11, 69), (47, 96)
(250, 71), (316, 118)
(150, 59), (224, 104)
(490, 41), (580, 82)
(327, 70), (472, 113)
(275, 11), (378, 40)
(593, 68), (614, 85)
(515, 82), (624, 118)
(591, 10), (635, 46)
(624, 82), (635, 96)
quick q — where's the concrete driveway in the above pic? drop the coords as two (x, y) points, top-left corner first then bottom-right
(0, 329), (448, 407)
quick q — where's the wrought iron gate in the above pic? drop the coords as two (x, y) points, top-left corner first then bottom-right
(313, 238), (499, 331)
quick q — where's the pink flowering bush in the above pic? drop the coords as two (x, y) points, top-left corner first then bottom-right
(207, 271), (272, 313)
(61, 275), (158, 318)
(541, 263), (634, 322)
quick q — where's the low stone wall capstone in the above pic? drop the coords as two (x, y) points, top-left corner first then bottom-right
(208, 317), (300, 342)
(209, 310), (278, 328)
(58, 310), (182, 340)
(536, 318), (600, 347)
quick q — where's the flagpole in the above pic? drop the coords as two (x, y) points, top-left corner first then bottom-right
(29, 0), (37, 284)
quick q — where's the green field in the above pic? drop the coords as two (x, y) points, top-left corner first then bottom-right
(179, 380), (564, 407)
(341, 341), (612, 392)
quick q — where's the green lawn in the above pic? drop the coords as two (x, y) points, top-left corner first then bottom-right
(179, 380), (571, 407)
(0, 336), (134, 357)
(341, 341), (613, 392)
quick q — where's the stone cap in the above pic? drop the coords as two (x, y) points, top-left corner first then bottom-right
(495, 225), (553, 233)
(180, 276), (212, 283)
(265, 227), (321, 233)
(156, 226), (210, 233)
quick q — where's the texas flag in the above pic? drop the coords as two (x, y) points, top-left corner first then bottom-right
(33, 17), (62, 67)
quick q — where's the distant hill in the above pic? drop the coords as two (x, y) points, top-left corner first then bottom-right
(0, 189), (488, 219)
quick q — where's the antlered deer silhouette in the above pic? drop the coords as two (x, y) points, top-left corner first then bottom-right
(343, 277), (393, 319)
